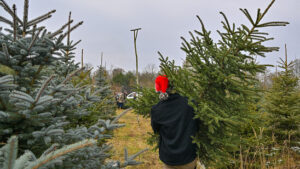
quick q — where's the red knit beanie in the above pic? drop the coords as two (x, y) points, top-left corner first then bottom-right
(155, 75), (169, 93)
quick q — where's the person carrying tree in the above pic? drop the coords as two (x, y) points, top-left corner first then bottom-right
(151, 75), (199, 169)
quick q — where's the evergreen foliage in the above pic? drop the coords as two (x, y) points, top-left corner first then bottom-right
(264, 56), (300, 145)
(0, 0), (146, 168)
(94, 66), (110, 91)
(0, 136), (97, 169)
(77, 66), (117, 127)
(112, 70), (136, 92)
(93, 66), (116, 115)
(129, 87), (159, 118)
(0, 135), (147, 169)
(93, 66), (115, 103)
(131, 0), (289, 168)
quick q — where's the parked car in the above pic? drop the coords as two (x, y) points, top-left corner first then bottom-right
(126, 92), (142, 99)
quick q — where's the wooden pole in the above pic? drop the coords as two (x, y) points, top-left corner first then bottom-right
(130, 28), (142, 126)
(130, 28), (141, 86)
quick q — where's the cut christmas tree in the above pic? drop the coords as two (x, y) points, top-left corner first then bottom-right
(131, 0), (290, 168)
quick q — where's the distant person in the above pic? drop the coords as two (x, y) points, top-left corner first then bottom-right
(151, 75), (198, 169)
(117, 92), (125, 109)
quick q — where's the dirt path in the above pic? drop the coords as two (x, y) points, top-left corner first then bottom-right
(109, 109), (164, 169)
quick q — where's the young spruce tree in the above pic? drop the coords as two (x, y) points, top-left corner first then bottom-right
(0, 0), (146, 168)
(131, 0), (288, 168)
(265, 46), (300, 145)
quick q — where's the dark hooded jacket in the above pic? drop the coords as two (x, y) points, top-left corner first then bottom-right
(151, 93), (198, 166)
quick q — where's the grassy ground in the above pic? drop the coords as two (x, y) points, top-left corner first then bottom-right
(108, 109), (164, 169)
(108, 109), (300, 169)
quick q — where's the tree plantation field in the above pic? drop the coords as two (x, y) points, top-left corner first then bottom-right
(1, 0), (300, 168)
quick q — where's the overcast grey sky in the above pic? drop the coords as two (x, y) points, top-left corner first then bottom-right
(3, 0), (300, 72)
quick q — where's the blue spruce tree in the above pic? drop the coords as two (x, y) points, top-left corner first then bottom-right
(0, 0), (146, 168)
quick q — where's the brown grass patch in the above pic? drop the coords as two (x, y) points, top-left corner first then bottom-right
(108, 109), (164, 169)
